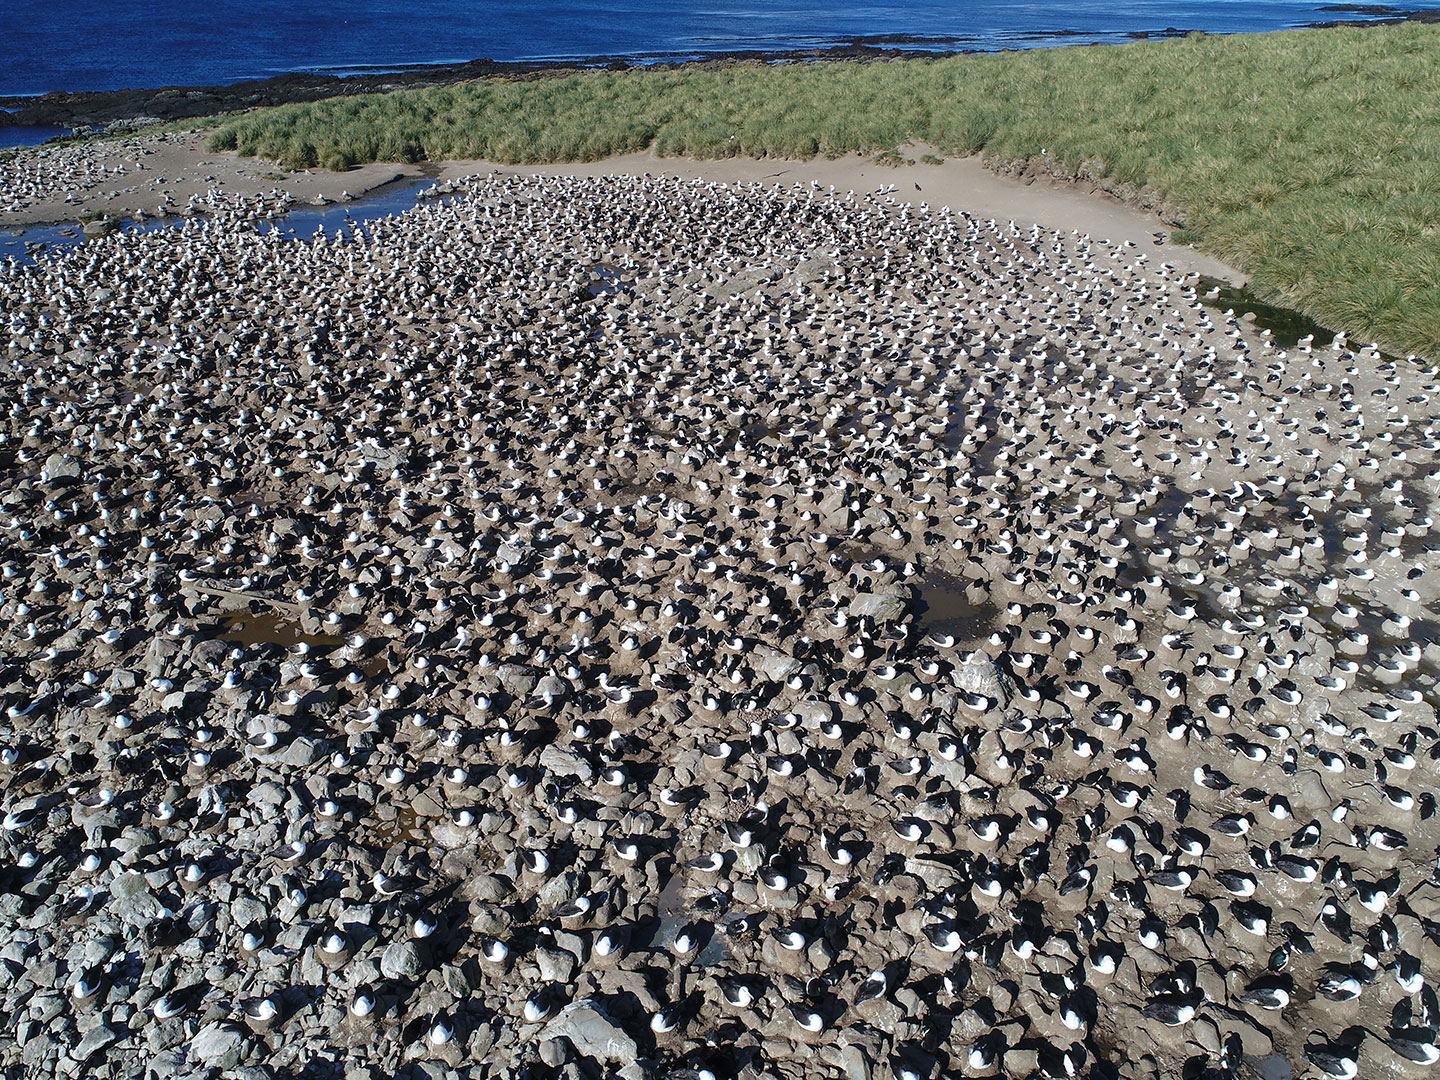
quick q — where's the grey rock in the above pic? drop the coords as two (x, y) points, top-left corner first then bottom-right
(299, 948), (324, 986)
(791, 700), (836, 728)
(862, 506), (897, 529)
(251, 782), (286, 807)
(280, 737), (323, 768)
(231, 897), (269, 929)
(190, 1023), (245, 1070)
(467, 1022), (495, 1061)
(953, 1007), (991, 1041)
(1296, 769), (1331, 808)
(539, 1038), (571, 1068)
(33, 992), (65, 1023)
(111, 891), (167, 929)
(1003, 1048), (1040, 1075)
(433, 823), (478, 852)
(538, 744), (594, 783)
(542, 1000), (637, 1064)
(146, 1048), (186, 1080)
(848, 591), (908, 623)
(43, 453), (82, 482)
(538, 872), (581, 907)
(138, 641), (178, 680)
(754, 649), (801, 683)
(954, 650), (1012, 704)
(380, 941), (424, 980)
(495, 664), (539, 698)
(117, 827), (159, 861)
(111, 871), (149, 900)
(839, 1042), (873, 1080)
(496, 542), (527, 566)
(460, 874), (513, 904)
(54, 626), (87, 651)
(469, 904), (512, 936)
(20, 1032), (49, 1069)
(442, 963), (472, 997)
(535, 946), (577, 983)
(358, 440), (403, 471)
(735, 846), (765, 874)
(534, 674), (571, 702)
(75, 1024), (119, 1063)
(553, 930), (587, 962)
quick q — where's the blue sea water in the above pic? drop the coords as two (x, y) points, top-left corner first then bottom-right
(2, 0), (1380, 98)
(0, 123), (68, 149)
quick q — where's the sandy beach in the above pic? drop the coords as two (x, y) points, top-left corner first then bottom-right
(1, 130), (1437, 1080)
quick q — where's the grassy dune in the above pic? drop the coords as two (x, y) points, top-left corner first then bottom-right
(206, 24), (1440, 357)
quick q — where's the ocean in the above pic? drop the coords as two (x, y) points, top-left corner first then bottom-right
(2, 0), (1380, 99)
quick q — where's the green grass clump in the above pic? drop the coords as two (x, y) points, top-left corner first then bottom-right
(205, 24), (1440, 357)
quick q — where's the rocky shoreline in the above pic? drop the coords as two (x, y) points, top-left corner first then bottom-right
(0, 44), (976, 131)
(7, 11), (1440, 133)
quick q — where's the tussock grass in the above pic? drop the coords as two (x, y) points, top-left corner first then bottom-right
(206, 24), (1440, 356)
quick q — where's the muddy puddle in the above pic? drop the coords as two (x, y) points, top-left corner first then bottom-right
(653, 872), (730, 967)
(720, 421), (782, 454)
(1196, 276), (1336, 349)
(584, 264), (632, 299)
(218, 612), (346, 650)
(368, 801), (427, 849)
(916, 572), (998, 642)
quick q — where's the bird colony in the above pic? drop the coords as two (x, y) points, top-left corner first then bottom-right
(1, 173), (1439, 1080)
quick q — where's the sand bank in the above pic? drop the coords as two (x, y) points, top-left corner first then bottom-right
(431, 147), (1242, 283)
(2, 131), (1242, 282)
